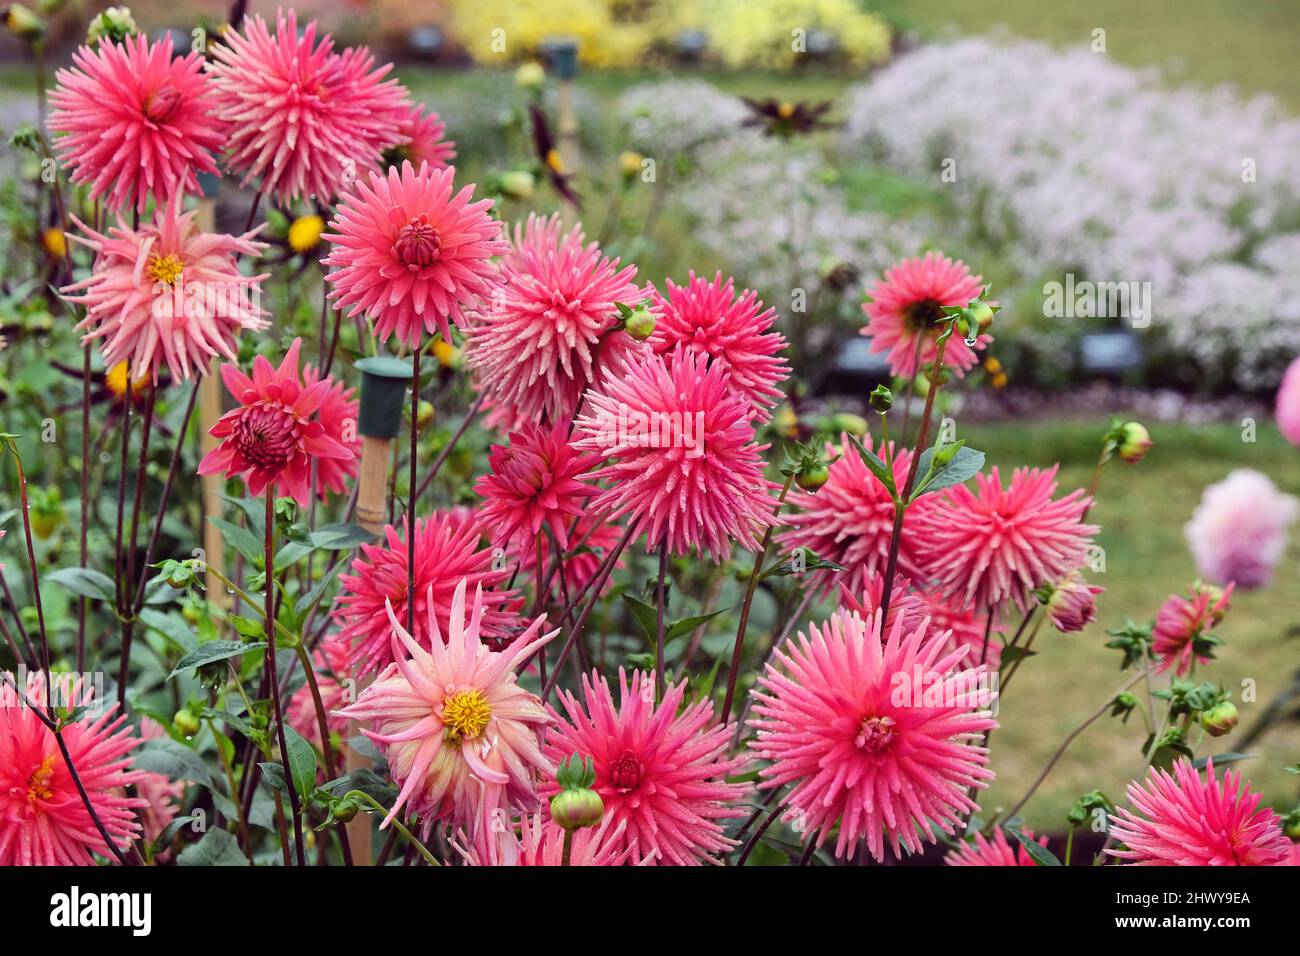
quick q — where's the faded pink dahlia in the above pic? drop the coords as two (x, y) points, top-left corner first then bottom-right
(334, 511), (519, 676)
(198, 338), (355, 504)
(1043, 572), (1104, 633)
(207, 10), (410, 204)
(750, 607), (997, 861)
(1185, 469), (1298, 590)
(287, 634), (351, 752)
(0, 672), (146, 865)
(915, 466), (1097, 613)
(303, 363), (360, 500)
(646, 271), (789, 414)
(474, 422), (599, 549)
(1278, 356), (1300, 447)
(457, 811), (641, 866)
(946, 826), (1047, 866)
(61, 195), (268, 384)
(544, 669), (747, 866)
(1153, 582), (1233, 677)
(325, 160), (507, 347)
(861, 252), (989, 379)
(1107, 758), (1291, 866)
(389, 102), (457, 171)
(334, 581), (556, 838)
(467, 214), (643, 425)
(48, 32), (224, 214)
(574, 348), (777, 562)
(779, 435), (932, 595)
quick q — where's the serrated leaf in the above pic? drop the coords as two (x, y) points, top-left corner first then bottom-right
(208, 516), (264, 565)
(845, 432), (896, 496)
(45, 566), (115, 602)
(133, 738), (214, 790)
(178, 828), (247, 866)
(168, 640), (265, 680)
(295, 561), (344, 617)
(911, 445), (985, 501)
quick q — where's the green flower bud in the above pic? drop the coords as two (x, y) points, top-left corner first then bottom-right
(1199, 701), (1238, 737)
(969, 301), (995, 334)
(624, 307), (656, 342)
(828, 412), (868, 438)
(1116, 421), (1152, 463)
(795, 465), (829, 492)
(550, 787), (605, 831)
(868, 384), (893, 414)
(498, 170), (535, 200)
(173, 709), (201, 738)
(86, 5), (136, 45)
(3, 3), (44, 41)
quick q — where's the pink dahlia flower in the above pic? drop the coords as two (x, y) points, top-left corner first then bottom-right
(840, 576), (1003, 669)
(324, 160), (506, 347)
(207, 10), (410, 204)
(1277, 356), (1300, 446)
(861, 252), (989, 380)
(0, 672), (146, 865)
(303, 363), (360, 500)
(779, 435), (932, 595)
(48, 32), (224, 214)
(1044, 572), (1104, 633)
(334, 512), (519, 677)
(914, 466), (1097, 613)
(391, 103), (457, 171)
(1107, 758), (1291, 866)
(287, 634), (351, 753)
(457, 812), (642, 866)
(1185, 469), (1298, 590)
(467, 214), (643, 425)
(574, 348), (777, 562)
(749, 606), (997, 861)
(474, 422), (599, 549)
(646, 271), (789, 415)
(61, 195), (268, 385)
(946, 826), (1048, 866)
(134, 717), (183, 854)
(1153, 582), (1233, 677)
(544, 669), (748, 866)
(335, 581), (556, 838)
(198, 338), (355, 504)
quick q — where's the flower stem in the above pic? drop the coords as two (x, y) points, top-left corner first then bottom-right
(265, 491), (306, 866)
(655, 542), (669, 702)
(561, 829), (574, 867)
(343, 790), (440, 865)
(408, 348), (420, 636)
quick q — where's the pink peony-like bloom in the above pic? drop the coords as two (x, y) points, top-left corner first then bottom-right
(779, 435), (931, 595)
(1277, 356), (1300, 447)
(134, 718), (183, 854)
(474, 422), (599, 549)
(48, 32), (224, 214)
(457, 811), (643, 866)
(1044, 572), (1104, 633)
(325, 160), (506, 347)
(914, 466), (1097, 613)
(1185, 469), (1298, 590)
(390, 102), (457, 171)
(749, 606), (997, 862)
(544, 669), (747, 866)
(574, 348), (777, 562)
(61, 195), (268, 385)
(198, 338), (355, 504)
(861, 252), (989, 380)
(334, 581), (556, 839)
(467, 214), (642, 426)
(1107, 758), (1291, 866)
(946, 826), (1047, 866)
(646, 271), (789, 415)
(302, 363), (360, 500)
(207, 10), (410, 204)
(0, 672), (147, 865)
(287, 634), (351, 753)
(334, 512), (519, 677)
(1153, 582), (1233, 677)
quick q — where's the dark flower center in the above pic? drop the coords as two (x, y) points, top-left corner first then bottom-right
(904, 298), (944, 331)
(608, 749), (644, 791)
(855, 715), (896, 753)
(394, 217), (441, 269)
(144, 86), (182, 123)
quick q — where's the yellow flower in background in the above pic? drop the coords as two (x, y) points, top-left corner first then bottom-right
(105, 361), (150, 398)
(515, 61), (546, 89)
(432, 337), (459, 368)
(446, 0), (670, 67)
(288, 214), (325, 254)
(42, 227), (66, 259)
(619, 150), (645, 179)
(700, 0), (891, 69)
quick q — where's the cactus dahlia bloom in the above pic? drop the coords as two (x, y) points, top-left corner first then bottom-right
(839, 576), (1003, 669)
(0, 672), (147, 865)
(749, 606), (997, 862)
(390, 102), (457, 171)
(1107, 759), (1291, 866)
(457, 812), (643, 867)
(60, 195), (268, 385)
(206, 9), (410, 204)
(48, 32), (224, 214)
(324, 160), (507, 347)
(197, 338), (355, 504)
(646, 271), (789, 415)
(573, 348), (777, 562)
(334, 581), (557, 839)
(467, 214), (643, 425)
(946, 826), (1048, 866)
(543, 669), (748, 866)
(861, 252), (989, 380)
(1152, 582), (1233, 677)
(1184, 469), (1299, 590)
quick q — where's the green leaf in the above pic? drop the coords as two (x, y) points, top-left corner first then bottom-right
(201, 706), (254, 738)
(45, 566), (115, 602)
(845, 433), (896, 497)
(665, 609), (729, 643)
(273, 540), (315, 572)
(911, 445), (985, 501)
(621, 592), (660, 644)
(283, 726), (317, 799)
(295, 561), (344, 617)
(208, 516), (264, 565)
(133, 738), (214, 790)
(177, 829), (247, 866)
(310, 523), (375, 550)
(139, 608), (198, 654)
(761, 547), (847, 580)
(1192, 752), (1255, 771)
(219, 494), (266, 538)
(1006, 826), (1062, 866)
(998, 646), (1038, 672)
(229, 615), (266, 640)
(168, 640), (265, 680)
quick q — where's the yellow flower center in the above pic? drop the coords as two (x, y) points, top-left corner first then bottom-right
(545, 148), (565, 174)
(105, 361), (149, 397)
(442, 689), (492, 741)
(777, 102), (795, 119)
(147, 253), (184, 286)
(27, 753), (57, 804)
(288, 214), (325, 253)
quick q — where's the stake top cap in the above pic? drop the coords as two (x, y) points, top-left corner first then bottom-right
(356, 356), (416, 439)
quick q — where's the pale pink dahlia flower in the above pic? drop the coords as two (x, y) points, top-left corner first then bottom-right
(861, 252), (989, 380)
(303, 363), (360, 500)
(544, 669), (748, 866)
(749, 607), (997, 861)
(1107, 758), (1291, 866)
(1153, 582), (1233, 677)
(390, 102), (457, 171)
(334, 512), (519, 677)
(325, 160), (507, 347)
(1277, 356), (1300, 447)
(779, 435), (932, 595)
(646, 271), (789, 414)
(574, 348), (777, 562)
(207, 10), (410, 204)
(474, 422), (599, 549)
(946, 826), (1047, 866)
(457, 811), (642, 866)
(467, 214), (642, 425)
(1185, 469), (1298, 590)
(48, 32), (224, 214)
(914, 466), (1097, 613)
(335, 581), (557, 838)
(0, 672), (146, 865)
(198, 338), (355, 504)
(1044, 572), (1104, 633)
(61, 195), (268, 385)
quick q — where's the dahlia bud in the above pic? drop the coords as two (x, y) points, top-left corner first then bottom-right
(1193, 580), (1230, 624)
(551, 752), (604, 831)
(498, 170), (535, 200)
(1042, 573), (1102, 633)
(1284, 812), (1300, 841)
(868, 384), (893, 414)
(173, 709), (201, 738)
(515, 61), (546, 90)
(1115, 421), (1152, 463)
(623, 306), (656, 342)
(969, 300), (995, 334)
(85, 5), (136, 45)
(1199, 701), (1238, 737)
(795, 464), (829, 492)
(2, 3), (43, 41)
(406, 399), (435, 428)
